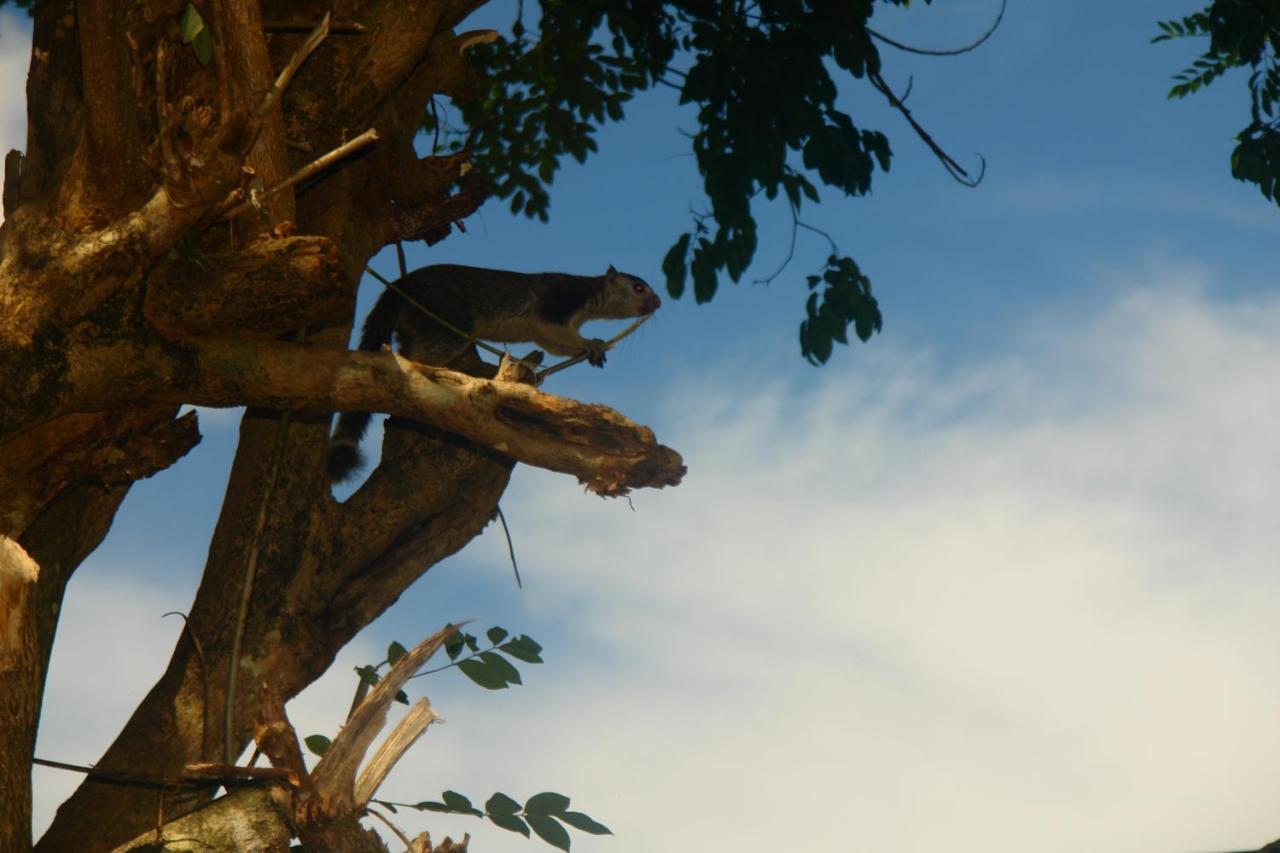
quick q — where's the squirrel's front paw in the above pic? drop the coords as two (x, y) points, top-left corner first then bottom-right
(582, 338), (608, 367)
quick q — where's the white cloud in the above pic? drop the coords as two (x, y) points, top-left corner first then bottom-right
(360, 262), (1280, 852)
(33, 262), (1280, 853)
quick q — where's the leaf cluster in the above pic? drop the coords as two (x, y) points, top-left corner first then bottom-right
(381, 790), (610, 851)
(1156, 1), (1280, 203)
(454, 0), (943, 362)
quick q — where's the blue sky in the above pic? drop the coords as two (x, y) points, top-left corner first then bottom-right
(6, 2), (1280, 851)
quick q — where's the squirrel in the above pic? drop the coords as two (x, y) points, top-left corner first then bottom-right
(328, 263), (662, 482)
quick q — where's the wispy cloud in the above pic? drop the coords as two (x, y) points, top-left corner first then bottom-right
(355, 262), (1280, 852)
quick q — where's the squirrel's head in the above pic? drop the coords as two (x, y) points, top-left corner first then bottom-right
(600, 265), (661, 318)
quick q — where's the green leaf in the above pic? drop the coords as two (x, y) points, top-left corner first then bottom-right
(303, 734), (331, 756)
(486, 626), (509, 645)
(480, 651), (522, 686)
(458, 657), (509, 690)
(662, 233), (692, 299)
(387, 641), (408, 666)
(395, 689), (409, 705)
(486, 792), (523, 816)
(526, 814), (571, 851)
(489, 811), (532, 837)
(444, 631), (465, 660)
(560, 811), (612, 836)
(441, 790), (483, 816)
(524, 791), (571, 816)
(192, 27), (213, 67)
(499, 635), (544, 663)
(179, 4), (204, 44)
(355, 664), (381, 687)
(415, 801), (451, 813)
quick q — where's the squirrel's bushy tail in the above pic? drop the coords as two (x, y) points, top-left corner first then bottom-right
(328, 289), (403, 483)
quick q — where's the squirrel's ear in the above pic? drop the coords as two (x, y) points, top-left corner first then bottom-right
(606, 264), (617, 276)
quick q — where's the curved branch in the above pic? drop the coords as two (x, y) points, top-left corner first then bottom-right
(868, 70), (986, 187)
(867, 0), (1006, 57)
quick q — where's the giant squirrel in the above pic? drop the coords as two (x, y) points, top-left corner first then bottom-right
(327, 263), (661, 482)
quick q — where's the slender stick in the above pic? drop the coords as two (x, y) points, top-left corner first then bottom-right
(536, 315), (651, 381)
(220, 129), (379, 219)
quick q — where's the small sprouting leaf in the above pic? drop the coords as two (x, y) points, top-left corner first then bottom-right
(303, 734), (331, 756)
(480, 651), (522, 686)
(524, 791), (571, 816)
(395, 689), (409, 705)
(486, 626), (509, 645)
(560, 811), (612, 836)
(415, 801), (450, 813)
(191, 27), (213, 67)
(526, 814), (571, 851)
(499, 635), (543, 663)
(387, 641), (408, 666)
(463, 632), (480, 653)
(486, 792), (523, 816)
(381, 801), (399, 814)
(355, 664), (381, 687)
(444, 631), (465, 660)
(489, 811), (532, 837)
(458, 657), (509, 690)
(441, 790), (483, 816)
(179, 4), (204, 44)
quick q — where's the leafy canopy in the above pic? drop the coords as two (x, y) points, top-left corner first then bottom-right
(441, 0), (982, 364)
(0, 0), (985, 363)
(1156, 1), (1280, 205)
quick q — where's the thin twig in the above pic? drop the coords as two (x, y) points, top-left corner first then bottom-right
(220, 128), (379, 219)
(258, 13), (331, 119)
(395, 241), (408, 278)
(495, 506), (522, 588)
(263, 19), (366, 34)
(184, 763), (298, 785)
(867, 0), (1006, 57)
(366, 806), (416, 851)
(868, 70), (985, 187)
(535, 315), (652, 381)
(33, 758), (207, 791)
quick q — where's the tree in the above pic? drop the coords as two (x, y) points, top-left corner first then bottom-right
(1155, 0), (1280, 207)
(1156, 8), (1280, 851)
(0, 1), (987, 849)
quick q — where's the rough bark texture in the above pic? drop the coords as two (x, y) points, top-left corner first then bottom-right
(0, 1), (683, 850)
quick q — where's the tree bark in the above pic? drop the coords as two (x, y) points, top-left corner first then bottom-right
(0, 1), (682, 848)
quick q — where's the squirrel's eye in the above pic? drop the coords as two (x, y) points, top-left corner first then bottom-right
(632, 282), (646, 293)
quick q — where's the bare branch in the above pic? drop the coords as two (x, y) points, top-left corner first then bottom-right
(868, 70), (986, 187)
(868, 0), (1006, 57)
(219, 129), (380, 221)
(258, 13), (332, 119)
(354, 700), (442, 805)
(310, 627), (455, 813)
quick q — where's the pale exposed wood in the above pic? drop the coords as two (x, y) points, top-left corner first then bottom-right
(310, 627), (455, 812)
(353, 699), (441, 806)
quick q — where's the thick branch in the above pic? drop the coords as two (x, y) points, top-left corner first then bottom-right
(60, 339), (684, 495)
(108, 786), (293, 853)
(144, 237), (347, 339)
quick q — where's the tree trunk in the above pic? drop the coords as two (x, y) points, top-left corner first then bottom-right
(0, 1), (682, 848)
